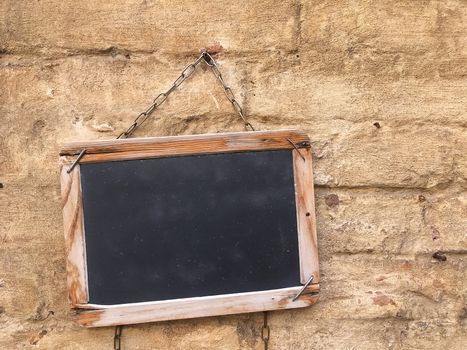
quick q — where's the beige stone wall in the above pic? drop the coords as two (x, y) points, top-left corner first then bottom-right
(1, 0), (466, 349)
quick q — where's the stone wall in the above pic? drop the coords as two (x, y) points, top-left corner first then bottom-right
(0, 0), (466, 349)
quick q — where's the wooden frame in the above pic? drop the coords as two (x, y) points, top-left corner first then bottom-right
(60, 129), (320, 327)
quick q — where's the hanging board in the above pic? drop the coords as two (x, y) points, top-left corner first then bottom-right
(59, 129), (320, 327)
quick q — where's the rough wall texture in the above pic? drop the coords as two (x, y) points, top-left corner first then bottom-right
(0, 0), (466, 349)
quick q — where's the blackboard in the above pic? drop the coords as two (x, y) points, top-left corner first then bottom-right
(60, 130), (319, 327)
(80, 150), (300, 305)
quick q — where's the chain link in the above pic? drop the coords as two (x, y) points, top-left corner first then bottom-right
(203, 52), (255, 131)
(117, 51), (254, 139)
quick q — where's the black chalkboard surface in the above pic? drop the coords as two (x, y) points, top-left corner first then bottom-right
(80, 150), (300, 305)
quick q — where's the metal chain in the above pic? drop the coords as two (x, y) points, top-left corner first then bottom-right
(113, 314), (269, 350)
(262, 311), (270, 350)
(113, 314), (270, 350)
(67, 50), (255, 174)
(117, 50), (254, 139)
(202, 52), (255, 131)
(114, 326), (122, 350)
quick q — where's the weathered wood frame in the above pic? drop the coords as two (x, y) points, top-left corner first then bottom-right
(60, 129), (320, 327)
